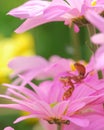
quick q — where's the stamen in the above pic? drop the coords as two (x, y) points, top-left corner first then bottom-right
(50, 102), (57, 108)
(70, 63), (76, 71)
(48, 118), (70, 125)
(91, 0), (97, 6)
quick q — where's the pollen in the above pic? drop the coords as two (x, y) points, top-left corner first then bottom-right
(70, 63), (76, 71)
(50, 102), (57, 108)
(48, 118), (70, 125)
(91, 0), (97, 6)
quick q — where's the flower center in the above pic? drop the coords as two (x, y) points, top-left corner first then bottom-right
(50, 102), (58, 108)
(91, 0), (97, 6)
(72, 10), (104, 27)
(72, 16), (89, 27)
(47, 118), (70, 125)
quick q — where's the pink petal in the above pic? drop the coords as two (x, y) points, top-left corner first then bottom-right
(94, 45), (104, 69)
(4, 126), (14, 130)
(66, 0), (84, 11)
(15, 16), (64, 33)
(85, 11), (104, 33)
(64, 123), (81, 130)
(8, 0), (50, 19)
(0, 104), (28, 111)
(83, 114), (104, 130)
(67, 102), (86, 114)
(74, 24), (80, 32)
(40, 120), (57, 130)
(13, 115), (38, 124)
(53, 101), (69, 117)
(0, 94), (38, 112)
(91, 33), (104, 44)
(44, 5), (70, 20)
(33, 100), (53, 117)
(9, 56), (48, 75)
(66, 116), (89, 127)
(3, 83), (38, 100)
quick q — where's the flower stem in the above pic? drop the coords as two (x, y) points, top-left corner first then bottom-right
(97, 70), (103, 79)
(69, 28), (81, 60)
(57, 124), (62, 130)
(87, 24), (98, 53)
(87, 24), (103, 79)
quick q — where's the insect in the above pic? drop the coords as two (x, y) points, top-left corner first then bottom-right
(71, 62), (87, 83)
(62, 85), (74, 100)
(60, 62), (95, 100)
(60, 76), (75, 100)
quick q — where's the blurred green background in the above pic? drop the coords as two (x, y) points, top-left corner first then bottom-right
(0, 0), (92, 129)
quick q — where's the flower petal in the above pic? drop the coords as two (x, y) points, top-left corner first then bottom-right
(66, 116), (89, 127)
(13, 115), (38, 124)
(85, 11), (104, 33)
(91, 33), (104, 44)
(4, 126), (14, 130)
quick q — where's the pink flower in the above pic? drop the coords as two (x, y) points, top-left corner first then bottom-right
(8, 55), (104, 101)
(41, 114), (104, 130)
(4, 126), (14, 130)
(1, 80), (104, 129)
(8, 0), (104, 33)
(8, 55), (74, 85)
(85, 11), (104, 69)
(8, 0), (64, 33)
(8, 55), (97, 85)
(1, 56), (104, 129)
(85, 11), (104, 33)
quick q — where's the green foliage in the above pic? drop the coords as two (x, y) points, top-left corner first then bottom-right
(32, 23), (91, 61)
(0, 113), (34, 130)
(1, 0), (26, 36)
